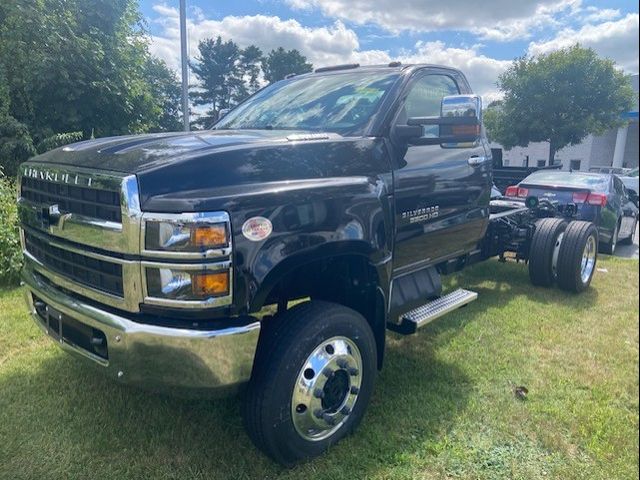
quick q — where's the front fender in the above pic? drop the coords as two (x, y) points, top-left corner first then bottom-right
(229, 177), (393, 313)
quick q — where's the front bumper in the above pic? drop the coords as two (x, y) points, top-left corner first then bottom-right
(21, 263), (260, 392)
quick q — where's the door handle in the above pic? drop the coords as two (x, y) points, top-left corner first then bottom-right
(467, 156), (487, 167)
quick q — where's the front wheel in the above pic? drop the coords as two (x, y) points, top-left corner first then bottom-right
(242, 301), (377, 465)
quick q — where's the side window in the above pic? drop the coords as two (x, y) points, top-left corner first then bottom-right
(403, 75), (459, 119)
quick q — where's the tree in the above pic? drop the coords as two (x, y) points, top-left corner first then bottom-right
(485, 45), (635, 165)
(143, 57), (182, 132)
(190, 37), (241, 125)
(0, 70), (36, 177)
(0, 0), (178, 141)
(239, 45), (263, 97)
(261, 47), (312, 84)
(190, 37), (264, 125)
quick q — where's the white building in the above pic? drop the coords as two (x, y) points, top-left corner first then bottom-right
(491, 74), (639, 172)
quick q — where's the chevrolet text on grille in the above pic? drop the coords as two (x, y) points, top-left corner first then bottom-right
(22, 167), (93, 187)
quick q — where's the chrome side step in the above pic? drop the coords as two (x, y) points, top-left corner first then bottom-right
(391, 288), (478, 334)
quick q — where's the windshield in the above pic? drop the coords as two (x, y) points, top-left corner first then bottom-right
(523, 171), (609, 192)
(214, 72), (399, 135)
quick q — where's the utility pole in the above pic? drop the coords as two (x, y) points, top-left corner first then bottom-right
(179, 0), (190, 131)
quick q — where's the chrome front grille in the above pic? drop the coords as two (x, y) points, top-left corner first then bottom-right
(18, 164), (143, 312)
(21, 176), (122, 222)
(18, 165), (141, 255)
(24, 230), (124, 297)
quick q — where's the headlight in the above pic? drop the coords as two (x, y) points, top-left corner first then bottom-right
(141, 212), (233, 308)
(145, 221), (228, 252)
(142, 212), (231, 258)
(146, 267), (230, 301)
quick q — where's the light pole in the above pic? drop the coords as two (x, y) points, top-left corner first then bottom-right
(179, 0), (190, 131)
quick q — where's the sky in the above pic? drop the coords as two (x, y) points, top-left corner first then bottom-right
(140, 0), (639, 101)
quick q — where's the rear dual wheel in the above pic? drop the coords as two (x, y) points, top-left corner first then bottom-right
(528, 218), (568, 287)
(529, 219), (598, 293)
(556, 221), (598, 293)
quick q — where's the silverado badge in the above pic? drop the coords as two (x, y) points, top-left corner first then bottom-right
(402, 206), (439, 224)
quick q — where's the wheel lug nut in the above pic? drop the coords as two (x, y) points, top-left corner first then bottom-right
(313, 388), (324, 399)
(340, 406), (351, 416)
(350, 386), (359, 395)
(347, 367), (359, 376)
(322, 368), (334, 377)
(314, 409), (324, 419)
(337, 358), (349, 368)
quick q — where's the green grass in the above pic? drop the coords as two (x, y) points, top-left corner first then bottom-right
(0, 257), (638, 479)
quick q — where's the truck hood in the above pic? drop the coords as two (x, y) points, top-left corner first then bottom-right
(30, 129), (328, 174)
(25, 130), (390, 211)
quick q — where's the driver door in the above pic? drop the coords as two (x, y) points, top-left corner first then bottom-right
(392, 71), (491, 273)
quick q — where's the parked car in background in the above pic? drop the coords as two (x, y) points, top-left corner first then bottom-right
(588, 166), (632, 175)
(506, 171), (638, 254)
(490, 148), (563, 194)
(619, 167), (639, 199)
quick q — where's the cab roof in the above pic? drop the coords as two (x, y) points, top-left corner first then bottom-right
(288, 62), (464, 79)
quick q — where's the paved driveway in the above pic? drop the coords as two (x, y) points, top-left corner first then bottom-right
(615, 223), (639, 259)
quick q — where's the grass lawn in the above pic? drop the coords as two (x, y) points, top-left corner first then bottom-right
(0, 257), (638, 479)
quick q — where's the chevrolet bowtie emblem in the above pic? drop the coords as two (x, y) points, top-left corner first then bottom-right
(40, 204), (64, 229)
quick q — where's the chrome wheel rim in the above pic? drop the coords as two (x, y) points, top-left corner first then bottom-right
(580, 235), (597, 284)
(291, 336), (362, 442)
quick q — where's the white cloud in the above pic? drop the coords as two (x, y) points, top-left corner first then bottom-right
(580, 6), (621, 23)
(147, 5), (509, 100)
(148, 5), (368, 72)
(528, 13), (640, 72)
(285, 0), (582, 40)
(396, 42), (511, 101)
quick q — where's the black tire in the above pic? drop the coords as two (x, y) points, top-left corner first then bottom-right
(556, 221), (599, 293)
(242, 301), (377, 466)
(528, 218), (568, 287)
(600, 219), (619, 255)
(620, 218), (637, 245)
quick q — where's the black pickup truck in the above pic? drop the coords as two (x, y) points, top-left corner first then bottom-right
(18, 63), (599, 465)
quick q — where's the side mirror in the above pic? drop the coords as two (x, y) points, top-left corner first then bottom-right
(395, 94), (482, 147)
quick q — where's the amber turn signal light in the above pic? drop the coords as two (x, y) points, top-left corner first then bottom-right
(191, 224), (227, 248)
(192, 271), (230, 297)
(451, 124), (480, 136)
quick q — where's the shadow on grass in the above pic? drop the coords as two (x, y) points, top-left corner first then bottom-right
(455, 259), (599, 307)
(1, 259), (602, 478)
(0, 334), (471, 479)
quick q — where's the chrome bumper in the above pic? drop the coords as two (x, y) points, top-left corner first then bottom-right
(21, 264), (260, 392)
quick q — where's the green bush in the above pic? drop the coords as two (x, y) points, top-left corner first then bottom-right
(0, 169), (22, 285)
